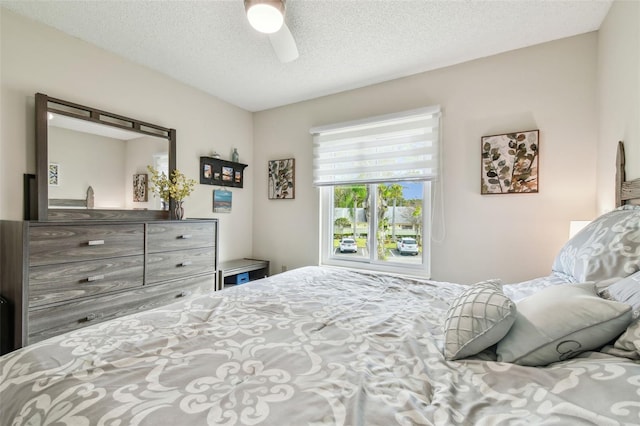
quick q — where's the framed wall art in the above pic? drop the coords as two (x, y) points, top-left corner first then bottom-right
(481, 130), (539, 194)
(133, 173), (148, 202)
(213, 189), (232, 213)
(200, 156), (247, 188)
(48, 162), (60, 186)
(268, 158), (295, 199)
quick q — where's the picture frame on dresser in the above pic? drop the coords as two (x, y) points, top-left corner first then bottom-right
(23, 173), (37, 221)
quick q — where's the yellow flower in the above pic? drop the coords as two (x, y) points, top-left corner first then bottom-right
(147, 166), (196, 202)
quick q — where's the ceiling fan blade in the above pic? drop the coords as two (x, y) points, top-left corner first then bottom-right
(269, 23), (299, 63)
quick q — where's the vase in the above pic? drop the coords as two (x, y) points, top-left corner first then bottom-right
(174, 201), (185, 220)
(232, 148), (239, 163)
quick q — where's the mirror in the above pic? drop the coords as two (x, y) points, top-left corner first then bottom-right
(34, 93), (176, 221)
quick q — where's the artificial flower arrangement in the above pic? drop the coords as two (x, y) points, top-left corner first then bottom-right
(147, 166), (196, 217)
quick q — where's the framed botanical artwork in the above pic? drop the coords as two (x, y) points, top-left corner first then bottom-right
(481, 130), (539, 194)
(268, 158), (295, 199)
(48, 162), (60, 186)
(133, 173), (148, 202)
(200, 156), (247, 188)
(213, 189), (232, 213)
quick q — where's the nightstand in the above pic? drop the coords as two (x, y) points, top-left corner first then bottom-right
(217, 258), (270, 290)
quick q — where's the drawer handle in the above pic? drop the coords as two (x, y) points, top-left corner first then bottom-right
(87, 274), (105, 282)
(179, 261), (193, 267)
(179, 234), (192, 240)
(179, 290), (192, 298)
(87, 240), (105, 246)
(84, 313), (102, 322)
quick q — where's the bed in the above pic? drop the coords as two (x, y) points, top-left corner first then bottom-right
(1, 143), (640, 425)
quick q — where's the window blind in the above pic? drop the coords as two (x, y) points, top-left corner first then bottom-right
(310, 106), (440, 186)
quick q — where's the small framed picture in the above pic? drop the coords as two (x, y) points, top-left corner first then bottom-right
(222, 166), (233, 182)
(203, 164), (212, 179)
(48, 162), (60, 186)
(481, 130), (539, 194)
(133, 173), (148, 202)
(213, 189), (232, 213)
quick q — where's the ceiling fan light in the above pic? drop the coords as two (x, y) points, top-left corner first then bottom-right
(245, 0), (284, 34)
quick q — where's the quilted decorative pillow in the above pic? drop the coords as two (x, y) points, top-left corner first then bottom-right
(600, 270), (640, 317)
(443, 280), (516, 360)
(496, 283), (633, 366)
(552, 205), (640, 282)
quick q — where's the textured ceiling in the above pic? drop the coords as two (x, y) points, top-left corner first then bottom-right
(1, 0), (612, 112)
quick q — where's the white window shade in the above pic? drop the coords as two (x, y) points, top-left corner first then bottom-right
(311, 106), (441, 186)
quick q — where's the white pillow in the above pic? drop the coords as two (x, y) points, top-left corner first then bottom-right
(443, 280), (516, 360)
(552, 206), (640, 282)
(496, 283), (633, 366)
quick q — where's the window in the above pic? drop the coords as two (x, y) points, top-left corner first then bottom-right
(321, 182), (430, 275)
(312, 106), (440, 277)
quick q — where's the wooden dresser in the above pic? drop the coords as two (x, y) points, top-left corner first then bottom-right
(0, 219), (218, 353)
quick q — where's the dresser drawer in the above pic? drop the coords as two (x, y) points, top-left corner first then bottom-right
(29, 224), (144, 266)
(146, 247), (215, 284)
(28, 255), (144, 308)
(147, 222), (215, 252)
(27, 274), (216, 344)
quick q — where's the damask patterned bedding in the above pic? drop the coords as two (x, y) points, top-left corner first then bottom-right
(1, 264), (639, 426)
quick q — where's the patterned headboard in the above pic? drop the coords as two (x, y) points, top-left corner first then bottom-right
(616, 141), (640, 207)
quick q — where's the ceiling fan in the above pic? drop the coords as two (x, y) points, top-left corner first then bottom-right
(244, 0), (299, 63)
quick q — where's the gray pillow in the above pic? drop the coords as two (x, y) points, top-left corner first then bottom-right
(443, 280), (516, 360)
(552, 206), (640, 282)
(598, 273), (640, 360)
(496, 283), (633, 366)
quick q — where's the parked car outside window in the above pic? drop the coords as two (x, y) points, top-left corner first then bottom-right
(339, 238), (358, 253)
(396, 237), (419, 255)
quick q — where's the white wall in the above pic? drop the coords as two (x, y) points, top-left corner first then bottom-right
(253, 34), (599, 284)
(597, 0), (640, 214)
(0, 9), (255, 262)
(124, 136), (168, 211)
(3, 6), (628, 284)
(48, 127), (126, 208)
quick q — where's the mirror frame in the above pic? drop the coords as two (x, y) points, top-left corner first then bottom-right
(34, 93), (176, 221)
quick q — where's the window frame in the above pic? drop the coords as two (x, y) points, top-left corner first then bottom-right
(320, 182), (431, 278)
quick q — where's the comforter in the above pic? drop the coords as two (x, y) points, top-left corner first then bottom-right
(1, 266), (638, 425)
